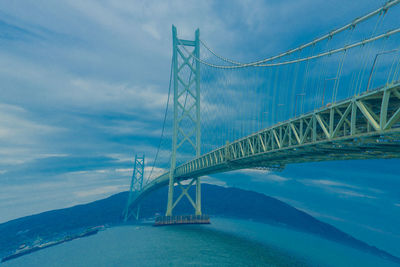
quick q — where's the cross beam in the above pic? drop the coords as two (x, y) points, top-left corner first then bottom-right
(166, 25), (202, 216)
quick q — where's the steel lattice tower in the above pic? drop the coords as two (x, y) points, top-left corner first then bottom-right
(166, 25), (202, 216)
(124, 154), (145, 221)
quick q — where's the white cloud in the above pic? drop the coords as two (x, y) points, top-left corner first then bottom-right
(74, 185), (123, 198)
(300, 178), (377, 199)
(235, 168), (290, 183)
(201, 175), (228, 187)
(0, 104), (61, 143)
(116, 168), (132, 173)
(297, 207), (347, 222)
(335, 189), (377, 199)
(67, 78), (168, 112)
(144, 166), (167, 181)
(260, 174), (290, 182)
(302, 179), (360, 189)
(142, 23), (161, 40)
(0, 104), (64, 164)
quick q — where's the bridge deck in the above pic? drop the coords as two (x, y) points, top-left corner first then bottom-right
(132, 82), (400, 207)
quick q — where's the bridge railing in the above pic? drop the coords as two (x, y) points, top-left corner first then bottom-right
(174, 82), (400, 178)
(132, 82), (400, 210)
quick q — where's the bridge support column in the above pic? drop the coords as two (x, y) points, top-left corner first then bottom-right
(124, 154), (145, 222)
(195, 177), (201, 215)
(166, 25), (202, 217)
(166, 172), (175, 216)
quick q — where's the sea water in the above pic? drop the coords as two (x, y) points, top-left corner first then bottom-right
(2, 218), (398, 267)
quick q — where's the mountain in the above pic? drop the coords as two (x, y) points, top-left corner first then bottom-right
(0, 183), (398, 263)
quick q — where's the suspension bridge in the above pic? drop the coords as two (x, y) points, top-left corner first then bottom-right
(124, 1), (400, 223)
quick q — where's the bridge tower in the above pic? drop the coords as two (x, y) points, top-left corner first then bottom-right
(165, 25), (202, 217)
(123, 154), (145, 221)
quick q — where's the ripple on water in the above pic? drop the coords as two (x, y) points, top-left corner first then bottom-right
(2, 221), (309, 267)
(3, 218), (398, 267)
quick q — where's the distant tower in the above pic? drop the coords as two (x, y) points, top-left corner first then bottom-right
(123, 154), (145, 221)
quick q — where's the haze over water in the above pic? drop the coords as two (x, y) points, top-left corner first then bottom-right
(3, 218), (398, 267)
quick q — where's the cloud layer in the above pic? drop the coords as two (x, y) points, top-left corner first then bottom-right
(0, 0), (399, 257)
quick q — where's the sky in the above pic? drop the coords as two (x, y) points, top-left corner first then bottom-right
(1, 0), (400, 256)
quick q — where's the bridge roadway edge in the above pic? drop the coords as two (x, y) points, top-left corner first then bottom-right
(130, 82), (400, 209)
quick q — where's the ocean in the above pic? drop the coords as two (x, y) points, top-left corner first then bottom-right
(2, 218), (398, 267)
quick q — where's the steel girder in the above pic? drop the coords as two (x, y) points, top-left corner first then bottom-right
(176, 82), (400, 177)
(132, 82), (400, 208)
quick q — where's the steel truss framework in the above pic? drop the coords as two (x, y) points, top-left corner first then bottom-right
(166, 25), (202, 216)
(131, 82), (400, 206)
(124, 154), (145, 221)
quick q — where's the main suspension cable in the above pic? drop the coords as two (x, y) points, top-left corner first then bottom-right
(183, 28), (400, 69)
(145, 57), (173, 185)
(199, 39), (243, 65)
(197, 0), (400, 69)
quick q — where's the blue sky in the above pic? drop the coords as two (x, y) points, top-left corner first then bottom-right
(1, 0), (400, 256)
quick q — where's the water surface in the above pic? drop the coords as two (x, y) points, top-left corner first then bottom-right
(3, 218), (398, 267)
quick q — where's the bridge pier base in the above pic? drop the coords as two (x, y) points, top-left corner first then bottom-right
(155, 214), (210, 226)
